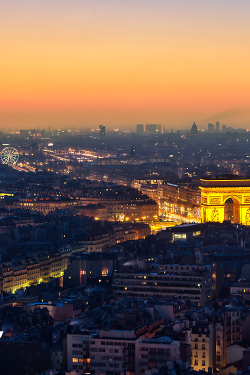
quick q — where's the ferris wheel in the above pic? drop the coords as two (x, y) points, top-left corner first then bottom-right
(1, 147), (19, 165)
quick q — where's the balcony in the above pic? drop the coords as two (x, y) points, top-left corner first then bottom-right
(124, 353), (135, 357)
(148, 355), (170, 363)
(124, 360), (135, 365)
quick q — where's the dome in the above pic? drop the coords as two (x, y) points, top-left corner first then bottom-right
(191, 122), (198, 134)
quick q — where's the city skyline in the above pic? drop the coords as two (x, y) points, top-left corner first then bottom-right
(1, 0), (250, 130)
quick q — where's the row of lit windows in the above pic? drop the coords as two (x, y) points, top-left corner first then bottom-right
(72, 358), (90, 363)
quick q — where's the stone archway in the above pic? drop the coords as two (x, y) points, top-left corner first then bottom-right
(224, 197), (240, 223)
(200, 178), (250, 225)
(245, 208), (250, 226)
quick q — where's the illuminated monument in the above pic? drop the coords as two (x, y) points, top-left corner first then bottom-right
(200, 177), (250, 225)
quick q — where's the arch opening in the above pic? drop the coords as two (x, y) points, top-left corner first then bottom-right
(224, 197), (240, 223)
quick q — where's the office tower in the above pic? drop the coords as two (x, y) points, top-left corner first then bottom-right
(222, 125), (227, 131)
(136, 124), (144, 134)
(99, 124), (106, 136)
(216, 121), (220, 131)
(145, 124), (157, 133)
(208, 123), (215, 132)
(156, 124), (163, 133)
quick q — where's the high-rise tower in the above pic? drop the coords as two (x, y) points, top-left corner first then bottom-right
(99, 125), (106, 136)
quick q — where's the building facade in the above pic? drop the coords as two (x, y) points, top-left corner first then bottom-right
(200, 178), (250, 225)
(191, 322), (214, 372)
(113, 264), (212, 306)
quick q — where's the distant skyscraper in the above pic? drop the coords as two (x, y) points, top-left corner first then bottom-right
(208, 123), (214, 132)
(145, 124), (157, 133)
(216, 121), (220, 132)
(136, 124), (144, 134)
(222, 125), (227, 131)
(156, 124), (163, 133)
(191, 122), (198, 134)
(99, 125), (106, 136)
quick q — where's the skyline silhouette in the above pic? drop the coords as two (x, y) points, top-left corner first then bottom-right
(1, 0), (250, 129)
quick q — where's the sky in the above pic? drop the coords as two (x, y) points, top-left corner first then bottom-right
(1, 0), (250, 131)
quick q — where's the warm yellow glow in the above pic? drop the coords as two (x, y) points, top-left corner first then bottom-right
(201, 179), (250, 182)
(200, 180), (250, 225)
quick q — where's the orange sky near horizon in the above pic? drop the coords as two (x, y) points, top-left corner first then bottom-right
(1, 0), (250, 130)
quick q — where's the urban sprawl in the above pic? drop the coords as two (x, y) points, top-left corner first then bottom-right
(0, 123), (250, 375)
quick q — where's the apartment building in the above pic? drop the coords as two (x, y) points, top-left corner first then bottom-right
(76, 227), (136, 252)
(139, 337), (181, 374)
(0, 338), (49, 375)
(89, 330), (139, 375)
(191, 322), (214, 372)
(6, 197), (79, 215)
(225, 308), (243, 345)
(67, 330), (183, 375)
(162, 183), (179, 202)
(0, 251), (68, 293)
(67, 332), (91, 374)
(124, 200), (158, 221)
(213, 311), (227, 369)
(113, 264), (212, 306)
(230, 280), (250, 299)
(63, 252), (117, 287)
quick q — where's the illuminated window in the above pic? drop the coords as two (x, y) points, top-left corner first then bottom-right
(73, 358), (78, 362)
